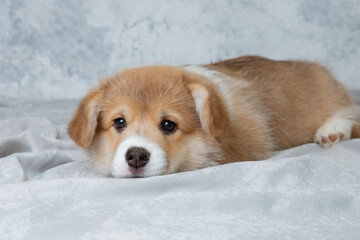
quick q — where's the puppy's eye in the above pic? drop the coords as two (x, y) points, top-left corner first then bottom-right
(114, 118), (127, 131)
(160, 119), (177, 134)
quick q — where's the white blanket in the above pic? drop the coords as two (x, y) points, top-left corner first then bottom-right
(1, 96), (360, 240)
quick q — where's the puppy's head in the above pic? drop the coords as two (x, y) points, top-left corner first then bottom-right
(68, 66), (228, 177)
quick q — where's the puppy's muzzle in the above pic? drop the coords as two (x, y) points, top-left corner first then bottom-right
(125, 147), (150, 169)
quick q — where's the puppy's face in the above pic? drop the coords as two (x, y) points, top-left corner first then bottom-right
(69, 66), (227, 177)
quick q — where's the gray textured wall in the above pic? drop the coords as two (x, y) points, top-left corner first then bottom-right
(1, 0), (359, 99)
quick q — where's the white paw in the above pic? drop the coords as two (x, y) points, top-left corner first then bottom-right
(314, 118), (353, 148)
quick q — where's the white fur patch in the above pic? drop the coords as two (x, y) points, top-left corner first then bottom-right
(111, 135), (167, 178)
(183, 65), (239, 107)
(315, 106), (360, 148)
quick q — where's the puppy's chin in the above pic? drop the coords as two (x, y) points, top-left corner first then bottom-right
(111, 167), (166, 178)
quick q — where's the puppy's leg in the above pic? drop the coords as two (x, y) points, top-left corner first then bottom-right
(314, 106), (360, 148)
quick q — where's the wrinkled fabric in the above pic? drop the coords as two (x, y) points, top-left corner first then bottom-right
(0, 96), (359, 240)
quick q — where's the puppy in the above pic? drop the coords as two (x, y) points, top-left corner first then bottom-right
(68, 56), (360, 178)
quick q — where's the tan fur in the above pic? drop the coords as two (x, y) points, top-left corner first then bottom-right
(68, 56), (360, 177)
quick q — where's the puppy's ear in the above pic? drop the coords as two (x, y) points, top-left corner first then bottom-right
(68, 87), (103, 148)
(187, 82), (229, 137)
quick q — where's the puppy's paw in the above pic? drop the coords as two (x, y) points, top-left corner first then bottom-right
(314, 118), (353, 148)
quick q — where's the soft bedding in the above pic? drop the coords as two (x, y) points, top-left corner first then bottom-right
(0, 95), (360, 240)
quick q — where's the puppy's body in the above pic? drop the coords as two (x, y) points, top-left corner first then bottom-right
(69, 56), (360, 177)
(195, 56), (357, 162)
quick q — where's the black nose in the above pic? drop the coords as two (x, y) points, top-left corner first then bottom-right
(125, 147), (150, 169)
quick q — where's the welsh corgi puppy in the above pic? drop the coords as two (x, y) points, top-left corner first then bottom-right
(68, 56), (360, 178)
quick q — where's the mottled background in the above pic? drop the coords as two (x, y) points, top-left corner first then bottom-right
(0, 0), (359, 99)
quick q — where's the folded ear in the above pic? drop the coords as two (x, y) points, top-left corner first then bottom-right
(68, 87), (103, 148)
(187, 82), (229, 137)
